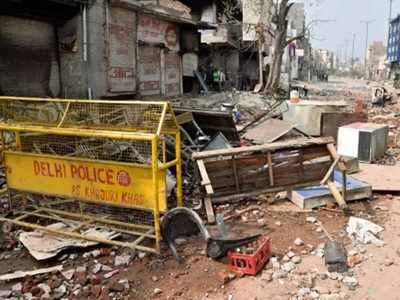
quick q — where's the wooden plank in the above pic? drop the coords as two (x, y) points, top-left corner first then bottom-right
(320, 156), (340, 185)
(267, 152), (274, 186)
(211, 181), (322, 204)
(232, 155), (241, 193)
(342, 171), (347, 201)
(0, 265), (64, 281)
(302, 146), (331, 161)
(327, 181), (347, 208)
(327, 143), (346, 171)
(192, 137), (335, 160)
(204, 197), (216, 224)
(197, 160), (214, 195)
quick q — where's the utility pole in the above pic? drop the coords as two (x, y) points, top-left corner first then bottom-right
(351, 33), (356, 72)
(388, 0), (394, 47)
(361, 20), (375, 76)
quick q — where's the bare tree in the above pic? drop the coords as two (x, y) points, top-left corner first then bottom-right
(218, 0), (311, 95)
(263, 0), (306, 95)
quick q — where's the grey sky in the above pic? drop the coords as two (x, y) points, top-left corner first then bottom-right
(301, 0), (398, 61)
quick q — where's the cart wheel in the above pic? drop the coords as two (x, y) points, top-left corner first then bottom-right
(1, 221), (14, 234)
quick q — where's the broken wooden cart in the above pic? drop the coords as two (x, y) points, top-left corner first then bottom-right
(193, 137), (348, 223)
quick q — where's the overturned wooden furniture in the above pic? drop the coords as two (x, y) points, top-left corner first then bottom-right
(193, 137), (347, 223)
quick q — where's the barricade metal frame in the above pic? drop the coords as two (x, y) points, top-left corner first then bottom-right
(0, 97), (182, 253)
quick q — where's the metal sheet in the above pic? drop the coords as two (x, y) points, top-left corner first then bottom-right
(108, 7), (136, 92)
(138, 45), (161, 96)
(5, 152), (167, 211)
(290, 171), (372, 209)
(182, 53), (198, 77)
(243, 118), (298, 144)
(165, 52), (180, 97)
(174, 108), (240, 145)
(282, 101), (348, 136)
(321, 112), (366, 141)
(0, 16), (58, 97)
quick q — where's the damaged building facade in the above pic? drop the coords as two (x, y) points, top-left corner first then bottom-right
(0, 0), (204, 99)
(199, 0), (273, 91)
(0, 0), (312, 98)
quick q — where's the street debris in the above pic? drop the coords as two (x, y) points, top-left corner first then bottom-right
(0, 0), (399, 297)
(294, 238), (304, 246)
(289, 171), (372, 209)
(227, 235), (271, 275)
(0, 265), (63, 281)
(324, 242), (348, 273)
(242, 118), (306, 144)
(337, 122), (389, 162)
(18, 223), (120, 260)
(346, 217), (385, 246)
(193, 137), (338, 223)
(114, 254), (132, 267)
(372, 86), (393, 107)
(282, 100), (349, 136)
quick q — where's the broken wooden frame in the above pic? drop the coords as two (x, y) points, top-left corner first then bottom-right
(193, 137), (348, 223)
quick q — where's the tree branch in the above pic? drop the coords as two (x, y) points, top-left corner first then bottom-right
(285, 34), (305, 46)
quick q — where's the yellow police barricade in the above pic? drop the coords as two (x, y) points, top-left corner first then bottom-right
(0, 96), (182, 254)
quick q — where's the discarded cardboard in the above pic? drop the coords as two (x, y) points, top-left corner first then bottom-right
(242, 118), (306, 144)
(19, 223), (120, 260)
(352, 163), (400, 192)
(289, 171), (372, 209)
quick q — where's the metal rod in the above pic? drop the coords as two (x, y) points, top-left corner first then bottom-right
(17, 210), (156, 239)
(0, 96), (174, 106)
(159, 159), (178, 170)
(57, 102), (71, 128)
(175, 131), (183, 207)
(157, 104), (168, 136)
(38, 207), (154, 231)
(151, 137), (161, 252)
(0, 125), (155, 141)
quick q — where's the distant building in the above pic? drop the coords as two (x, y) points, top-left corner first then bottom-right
(388, 16), (400, 64)
(284, 3), (311, 81)
(388, 15), (400, 84)
(367, 41), (387, 80)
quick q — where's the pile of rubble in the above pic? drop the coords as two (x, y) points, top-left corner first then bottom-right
(0, 248), (150, 300)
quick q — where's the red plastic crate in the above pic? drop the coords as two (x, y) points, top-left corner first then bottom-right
(227, 235), (271, 276)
